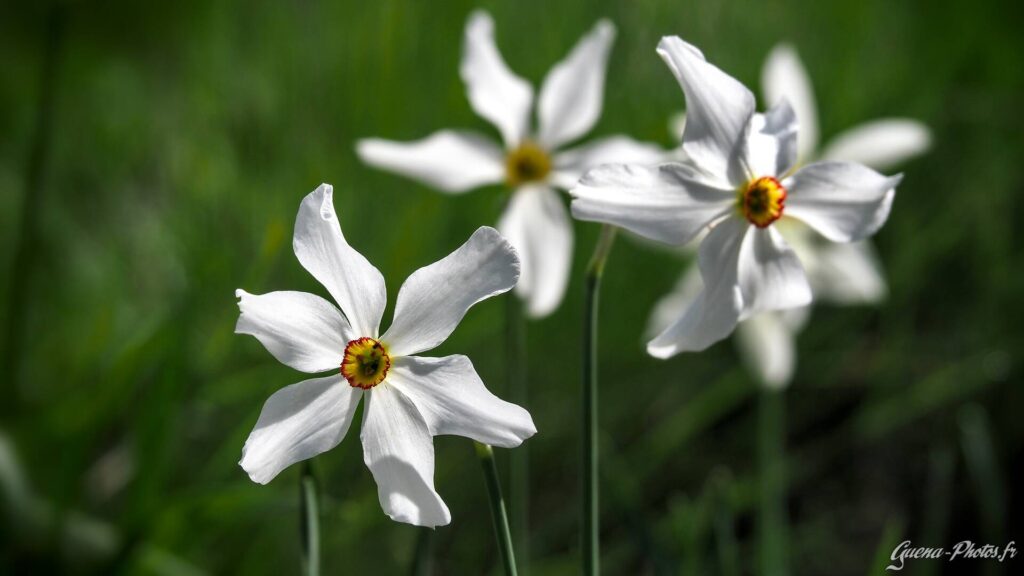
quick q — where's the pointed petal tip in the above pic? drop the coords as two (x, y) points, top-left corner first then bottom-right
(473, 225), (522, 282)
(387, 508), (452, 529)
(656, 36), (703, 60)
(466, 8), (492, 30)
(594, 18), (616, 38)
(238, 458), (273, 485)
(767, 42), (798, 59)
(524, 296), (557, 319)
(353, 138), (376, 159)
(312, 182), (333, 197)
(645, 341), (677, 359)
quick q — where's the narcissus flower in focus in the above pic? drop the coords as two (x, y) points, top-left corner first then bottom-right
(357, 10), (662, 318)
(649, 44), (929, 385)
(570, 37), (902, 358)
(235, 184), (535, 527)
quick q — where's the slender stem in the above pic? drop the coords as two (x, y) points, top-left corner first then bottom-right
(505, 296), (529, 573)
(410, 528), (435, 576)
(475, 442), (518, 576)
(582, 224), (616, 576)
(299, 461), (321, 576)
(758, 388), (787, 576)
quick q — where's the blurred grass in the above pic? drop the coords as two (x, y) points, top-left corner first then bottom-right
(1, 0), (1023, 574)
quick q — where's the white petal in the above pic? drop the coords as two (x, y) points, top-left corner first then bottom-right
(461, 10), (534, 147)
(657, 37), (756, 184)
(761, 43), (819, 160)
(497, 186), (573, 318)
(806, 240), (888, 304)
(737, 226), (812, 316)
(537, 19), (615, 149)
(388, 355), (536, 447)
(735, 312), (799, 389)
(821, 119), (932, 171)
(784, 161), (902, 243)
(381, 227), (520, 356)
(570, 162), (734, 246)
(356, 131), (505, 193)
(235, 290), (350, 373)
(744, 101), (798, 178)
(361, 385), (450, 527)
(647, 216), (747, 356)
(644, 265), (703, 339)
(240, 375), (360, 484)
(551, 135), (666, 189)
(293, 185), (387, 337)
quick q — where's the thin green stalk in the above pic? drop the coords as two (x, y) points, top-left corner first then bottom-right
(758, 388), (787, 576)
(506, 296), (529, 573)
(475, 442), (518, 576)
(410, 528), (435, 576)
(582, 224), (616, 576)
(299, 461), (320, 576)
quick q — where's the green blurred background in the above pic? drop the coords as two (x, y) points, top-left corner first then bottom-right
(2, 0), (1022, 574)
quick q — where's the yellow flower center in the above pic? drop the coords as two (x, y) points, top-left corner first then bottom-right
(341, 337), (391, 389)
(739, 176), (787, 228)
(505, 141), (552, 186)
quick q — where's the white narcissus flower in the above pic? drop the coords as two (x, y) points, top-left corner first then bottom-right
(570, 37), (902, 359)
(647, 220), (886, 387)
(235, 184), (536, 528)
(356, 10), (663, 319)
(649, 44), (929, 387)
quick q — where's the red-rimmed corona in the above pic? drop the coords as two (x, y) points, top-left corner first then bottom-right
(341, 337), (391, 389)
(740, 176), (786, 228)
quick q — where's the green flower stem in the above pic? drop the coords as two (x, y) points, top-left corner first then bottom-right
(411, 528), (435, 576)
(758, 388), (787, 576)
(582, 224), (616, 576)
(475, 442), (518, 576)
(506, 296), (530, 573)
(299, 461), (321, 576)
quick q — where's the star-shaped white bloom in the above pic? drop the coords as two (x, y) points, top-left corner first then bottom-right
(570, 37), (903, 359)
(356, 10), (663, 318)
(235, 184), (536, 528)
(648, 44), (930, 386)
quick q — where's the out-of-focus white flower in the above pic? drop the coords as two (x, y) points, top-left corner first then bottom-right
(647, 220), (886, 387)
(762, 43), (932, 171)
(235, 184), (535, 527)
(650, 44), (929, 386)
(357, 10), (662, 319)
(571, 37), (902, 359)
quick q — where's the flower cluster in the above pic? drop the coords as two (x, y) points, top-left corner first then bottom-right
(234, 11), (925, 531)
(570, 37), (904, 358)
(649, 44), (930, 386)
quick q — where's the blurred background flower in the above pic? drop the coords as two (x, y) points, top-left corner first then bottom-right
(357, 10), (661, 319)
(1, 1), (1021, 574)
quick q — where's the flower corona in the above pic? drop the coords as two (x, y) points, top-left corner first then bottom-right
(740, 176), (786, 228)
(341, 337), (391, 389)
(505, 141), (552, 186)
